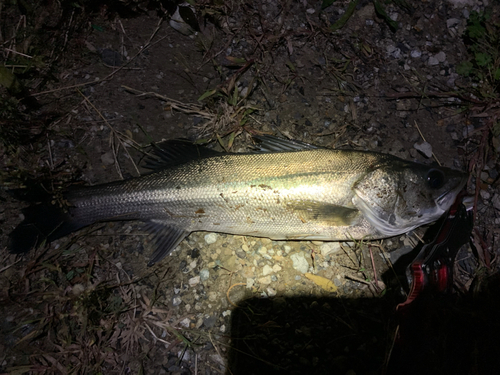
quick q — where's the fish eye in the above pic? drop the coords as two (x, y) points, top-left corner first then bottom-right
(427, 169), (445, 189)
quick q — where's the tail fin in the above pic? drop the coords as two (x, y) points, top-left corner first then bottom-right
(8, 202), (84, 254)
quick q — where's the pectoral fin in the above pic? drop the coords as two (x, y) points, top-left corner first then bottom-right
(286, 201), (360, 226)
(144, 220), (190, 266)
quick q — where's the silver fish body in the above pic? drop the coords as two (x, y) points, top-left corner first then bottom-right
(8, 136), (467, 265)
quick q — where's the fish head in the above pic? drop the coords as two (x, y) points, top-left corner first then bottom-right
(352, 160), (467, 237)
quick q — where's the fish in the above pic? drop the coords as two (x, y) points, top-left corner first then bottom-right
(7, 135), (467, 266)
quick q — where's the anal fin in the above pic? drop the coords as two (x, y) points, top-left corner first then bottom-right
(144, 220), (190, 266)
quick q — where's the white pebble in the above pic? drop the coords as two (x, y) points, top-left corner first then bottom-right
(290, 252), (309, 274)
(188, 276), (200, 287)
(205, 233), (218, 244)
(262, 265), (273, 276)
(414, 141), (433, 158)
(320, 242), (341, 256)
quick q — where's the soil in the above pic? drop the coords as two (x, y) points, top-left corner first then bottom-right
(1, 1), (500, 374)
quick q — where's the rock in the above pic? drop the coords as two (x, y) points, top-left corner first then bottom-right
(258, 246), (268, 254)
(435, 51), (447, 62)
(258, 276), (272, 285)
(172, 296), (182, 306)
(463, 125), (475, 138)
(200, 268), (210, 282)
(320, 242), (341, 256)
(410, 49), (422, 58)
(246, 278), (255, 288)
(262, 265), (273, 276)
(414, 141), (433, 158)
(428, 56), (439, 66)
(290, 252), (309, 274)
(169, 3), (198, 35)
(388, 246), (413, 263)
(386, 44), (401, 59)
(100, 49), (123, 67)
(492, 193), (500, 210)
(447, 18), (460, 28)
(446, 0), (474, 8)
(101, 151), (115, 165)
(266, 287), (277, 297)
(480, 189), (490, 201)
(489, 168), (499, 180)
(188, 276), (200, 287)
(205, 233), (218, 244)
(203, 315), (217, 328)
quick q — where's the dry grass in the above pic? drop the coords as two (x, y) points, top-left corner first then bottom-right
(0, 243), (209, 373)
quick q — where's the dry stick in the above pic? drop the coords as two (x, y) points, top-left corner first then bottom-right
(385, 325), (400, 372)
(368, 245), (379, 287)
(2, 48), (33, 58)
(122, 85), (217, 134)
(344, 274), (371, 285)
(122, 85), (209, 115)
(0, 258), (22, 274)
(414, 120), (441, 166)
(32, 16), (168, 97)
(209, 333), (234, 375)
(47, 137), (54, 170)
(77, 90), (141, 177)
(144, 322), (171, 346)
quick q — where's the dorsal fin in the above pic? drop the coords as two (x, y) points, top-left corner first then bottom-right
(252, 135), (321, 152)
(143, 139), (222, 170)
(143, 135), (321, 171)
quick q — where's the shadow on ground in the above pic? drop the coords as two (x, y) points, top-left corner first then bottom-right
(227, 273), (500, 375)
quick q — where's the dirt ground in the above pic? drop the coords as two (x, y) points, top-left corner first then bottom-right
(1, 1), (500, 374)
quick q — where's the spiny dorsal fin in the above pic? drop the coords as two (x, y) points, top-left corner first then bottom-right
(143, 139), (222, 170)
(144, 135), (321, 171)
(252, 135), (321, 153)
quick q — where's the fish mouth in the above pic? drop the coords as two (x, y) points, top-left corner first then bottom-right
(435, 176), (467, 210)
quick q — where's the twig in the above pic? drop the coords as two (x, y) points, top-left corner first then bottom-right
(121, 85), (210, 116)
(32, 17), (167, 97)
(226, 282), (246, 307)
(0, 258), (22, 274)
(77, 90), (141, 177)
(209, 333), (233, 375)
(47, 137), (54, 170)
(344, 274), (371, 285)
(384, 325), (400, 371)
(144, 322), (171, 345)
(368, 245), (379, 287)
(2, 48), (33, 58)
(387, 90), (485, 104)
